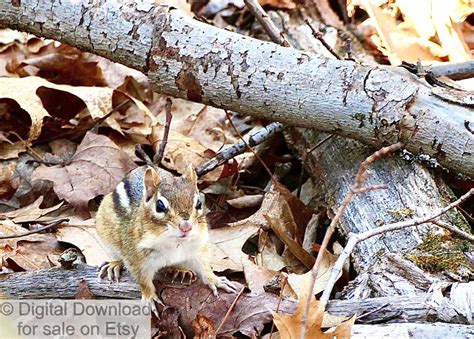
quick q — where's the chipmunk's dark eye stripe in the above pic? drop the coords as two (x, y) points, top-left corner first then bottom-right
(195, 197), (202, 210)
(156, 197), (169, 213)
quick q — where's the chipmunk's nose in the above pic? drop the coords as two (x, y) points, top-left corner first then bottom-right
(179, 220), (193, 233)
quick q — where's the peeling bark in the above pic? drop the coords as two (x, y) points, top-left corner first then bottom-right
(0, 0), (472, 177)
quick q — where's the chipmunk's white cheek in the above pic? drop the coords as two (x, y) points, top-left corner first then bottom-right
(114, 182), (130, 212)
(154, 212), (166, 219)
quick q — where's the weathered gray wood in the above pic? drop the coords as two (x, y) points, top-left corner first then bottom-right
(0, 265), (472, 325)
(351, 323), (474, 339)
(0, 1), (472, 177)
(0, 264), (141, 299)
(342, 253), (435, 299)
(276, 10), (472, 295)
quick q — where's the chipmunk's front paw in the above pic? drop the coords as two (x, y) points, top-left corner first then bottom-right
(98, 260), (123, 282)
(207, 275), (239, 297)
(162, 267), (197, 285)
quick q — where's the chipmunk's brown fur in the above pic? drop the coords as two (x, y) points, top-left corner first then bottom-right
(96, 165), (235, 309)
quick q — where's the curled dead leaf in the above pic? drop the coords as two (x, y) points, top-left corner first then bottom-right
(32, 131), (136, 212)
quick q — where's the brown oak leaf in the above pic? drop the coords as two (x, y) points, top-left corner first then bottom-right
(32, 131), (136, 212)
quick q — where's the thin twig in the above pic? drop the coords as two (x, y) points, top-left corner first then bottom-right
(216, 286), (245, 334)
(427, 60), (474, 81)
(300, 142), (403, 339)
(9, 131), (43, 163)
(430, 219), (474, 242)
(320, 188), (474, 304)
(244, 0), (291, 47)
(457, 204), (474, 222)
(153, 98), (173, 165)
(223, 110), (275, 180)
(196, 121), (284, 177)
(357, 189), (473, 242)
(0, 219), (68, 239)
(304, 18), (341, 60)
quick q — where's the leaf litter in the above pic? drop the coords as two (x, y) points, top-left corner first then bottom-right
(17, 1), (470, 336)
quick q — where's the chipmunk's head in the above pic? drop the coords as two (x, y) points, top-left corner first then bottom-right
(142, 165), (206, 241)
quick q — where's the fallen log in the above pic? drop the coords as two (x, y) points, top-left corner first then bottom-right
(0, 264), (472, 325)
(0, 1), (472, 177)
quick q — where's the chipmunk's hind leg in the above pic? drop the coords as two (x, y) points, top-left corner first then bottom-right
(99, 260), (123, 282)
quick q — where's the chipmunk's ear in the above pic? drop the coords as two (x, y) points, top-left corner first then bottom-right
(183, 164), (197, 183)
(144, 167), (161, 202)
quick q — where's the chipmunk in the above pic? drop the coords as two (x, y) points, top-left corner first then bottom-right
(95, 165), (236, 311)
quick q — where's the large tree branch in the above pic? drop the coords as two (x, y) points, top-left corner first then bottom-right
(0, 1), (472, 177)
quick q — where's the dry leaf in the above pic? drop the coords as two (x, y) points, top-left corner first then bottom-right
(231, 184), (312, 241)
(258, 0), (296, 10)
(191, 314), (217, 338)
(150, 126), (213, 175)
(287, 258), (340, 301)
(32, 131), (136, 211)
(358, 0), (473, 64)
(0, 196), (63, 223)
(0, 142), (27, 160)
(0, 28), (26, 45)
(227, 194), (264, 208)
(273, 272), (355, 338)
(14, 45), (108, 86)
(0, 219), (66, 271)
(242, 256), (279, 294)
(0, 77), (154, 141)
(56, 222), (110, 266)
(208, 224), (260, 272)
(257, 231), (287, 271)
(162, 281), (297, 337)
(361, 0), (437, 64)
(0, 162), (19, 200)
(231, 184), (314, 270)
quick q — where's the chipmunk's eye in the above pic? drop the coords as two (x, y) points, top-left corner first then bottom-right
(195, 196), (202, 210)
(156, 197), (169, 213)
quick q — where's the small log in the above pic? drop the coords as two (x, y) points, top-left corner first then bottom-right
(0, 265), (472, 325)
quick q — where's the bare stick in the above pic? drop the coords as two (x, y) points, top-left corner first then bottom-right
(221, 110), (276, 180)
(427, 61), (474, 80)
(153, 98), (173, 165)
(320, 188), (474, 303)
(300, 142), (403, 339)
(0, 219), (68, 239)
(430, 219), (474, 242)
(196, 121), (284, 177)
(304, 18), (341, 60)
(216, 286), (245, 334)
(244, 0), (290, 47)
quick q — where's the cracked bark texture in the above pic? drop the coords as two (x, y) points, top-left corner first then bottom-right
(0, 0), (472, 177)
(270, 9), (472, 293)
(1, 264), (472, 326)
